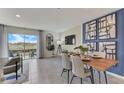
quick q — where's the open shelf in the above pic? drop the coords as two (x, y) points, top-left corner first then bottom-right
(83, 12), (117, 60)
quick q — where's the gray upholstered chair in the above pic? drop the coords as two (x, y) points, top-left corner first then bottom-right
(4, 57), (21, 80)
(61, 53), (72, 84)
(70, 55), (93, 84)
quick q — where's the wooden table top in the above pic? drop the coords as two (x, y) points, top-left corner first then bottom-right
(83, 58), (118, 71)
(63, 52), (118, 71)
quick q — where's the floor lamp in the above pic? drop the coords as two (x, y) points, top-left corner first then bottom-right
(56, 40), (62, 55)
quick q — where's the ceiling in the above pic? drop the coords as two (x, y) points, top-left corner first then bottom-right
(0, 8), (120, 32)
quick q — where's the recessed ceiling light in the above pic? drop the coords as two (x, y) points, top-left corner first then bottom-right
(16, 14), (21, 18)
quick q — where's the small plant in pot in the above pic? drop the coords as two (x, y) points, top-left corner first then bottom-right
(74, 45), (88, 56)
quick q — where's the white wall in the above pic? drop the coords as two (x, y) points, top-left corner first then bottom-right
(60, 25), (82, 52)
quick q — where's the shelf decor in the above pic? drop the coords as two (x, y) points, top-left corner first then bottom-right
(98, 13), (116, 39)
(83, 12), (117, 60)
(99, 42), (116, 60)
(86, 42), (97, 51)
(85, 20), (97, 40)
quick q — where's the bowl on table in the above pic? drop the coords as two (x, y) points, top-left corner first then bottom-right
(92, 55), (103, 59)
(82, 56), (91, 62)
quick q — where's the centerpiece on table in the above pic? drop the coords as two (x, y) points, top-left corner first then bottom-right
(74, 45), (89, 56)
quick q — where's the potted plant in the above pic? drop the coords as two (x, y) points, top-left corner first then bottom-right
(74, 45), (88, 56)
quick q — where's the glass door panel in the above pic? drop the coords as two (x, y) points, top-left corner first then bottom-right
(24, 35), (38, 59)
(8, 34), (25, 59)
(8, 33), (38, 60)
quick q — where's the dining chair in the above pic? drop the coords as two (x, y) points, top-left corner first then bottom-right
(61, 53), (72, 84)
(92, 51), (108, 84)
(70, 55), (93, 84)
(4, 57), (21, 80)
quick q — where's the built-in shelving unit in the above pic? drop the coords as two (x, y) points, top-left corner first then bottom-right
(83, 9), (124, 76)
(86, 42), (97, 51)
(83, 12), (117, 60)
(85, 20), (97, 40)
(99, 42), (116, 60)
(98, 13), (116, 39)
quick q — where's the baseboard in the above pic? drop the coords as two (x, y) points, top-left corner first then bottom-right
(106, 71), (124, 80)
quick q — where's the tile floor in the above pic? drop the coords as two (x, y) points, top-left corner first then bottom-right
(26, 56), (124, 84)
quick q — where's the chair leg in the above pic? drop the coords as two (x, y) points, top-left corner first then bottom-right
(70, 75), (75, 84)
(90, 67), (94, 84)
(61, 68), (65, 77)
(89, 76), (93, 84)
(104, 71), (108, 84)
(98, 71), (101, 84)
(80, 78), (83, 84)
(16, 61), (18, 80)
(67, 70), (70, 84)
(21, 59), (23, 74)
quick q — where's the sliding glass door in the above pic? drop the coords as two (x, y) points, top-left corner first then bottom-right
(24, 35), (37, 59)
(8, 33), (38, 59)
(8, 34), (25, 59)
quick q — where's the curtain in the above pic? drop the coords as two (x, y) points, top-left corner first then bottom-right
(38, 30), (44, 58)
(0, 24), (4, 58)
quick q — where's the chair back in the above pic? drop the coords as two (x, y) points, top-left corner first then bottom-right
(4, 57), (21, 74)
(61, 53), (71, 70)
(5, 57), (20, 66)
(70, 55), (85, 78)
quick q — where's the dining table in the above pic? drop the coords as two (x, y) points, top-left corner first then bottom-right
(67, 52), (118, 84)
(82, 57), (118, 84)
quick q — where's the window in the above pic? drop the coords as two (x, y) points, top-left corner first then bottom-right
(8, 33), (38, 59)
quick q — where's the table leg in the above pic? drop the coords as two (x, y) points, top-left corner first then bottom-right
(98, 71), (101, 84)
(21, 58), (23, 74)
(67, 70), (69, 84)
(104, 71), (108, 84)
(80, 78), (83, 84)
(90, 67), (94, 84)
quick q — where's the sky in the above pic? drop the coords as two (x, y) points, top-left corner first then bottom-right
(8, 34), (38, 43)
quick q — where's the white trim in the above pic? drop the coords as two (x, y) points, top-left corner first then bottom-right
(106, 71), (124, 80)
